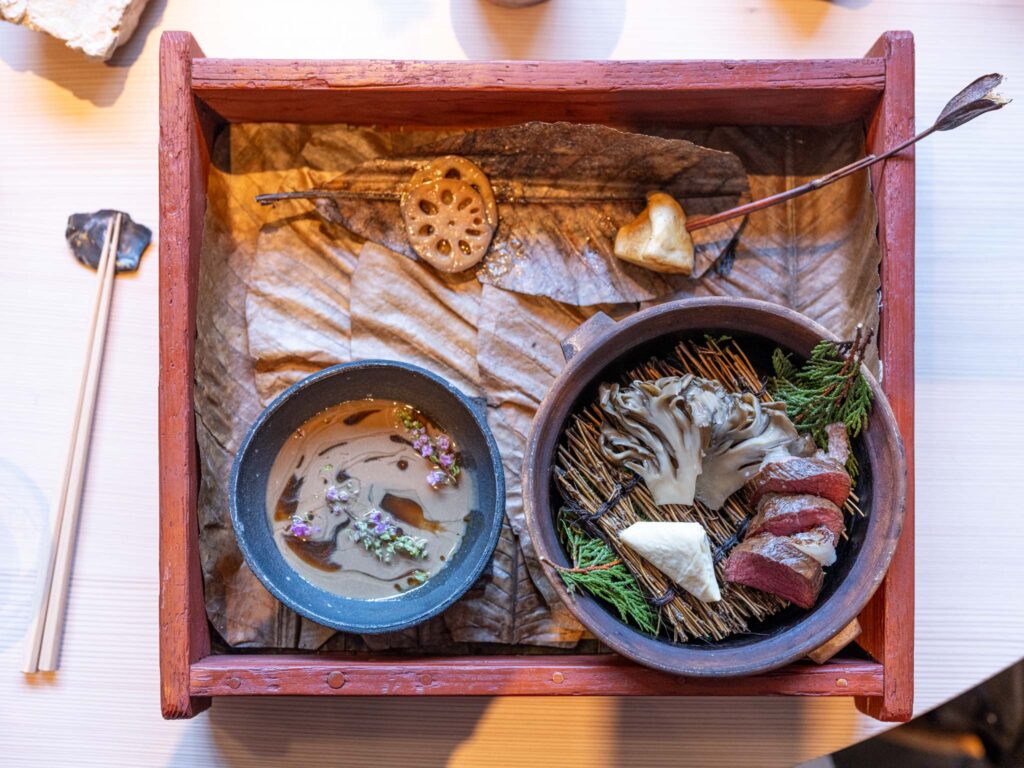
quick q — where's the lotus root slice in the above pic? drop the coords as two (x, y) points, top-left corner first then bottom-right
(401, 179), (495, 272)
(409, 155), (498, 227)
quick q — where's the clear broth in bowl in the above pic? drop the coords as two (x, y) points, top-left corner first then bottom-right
(265, 399), (473, 598)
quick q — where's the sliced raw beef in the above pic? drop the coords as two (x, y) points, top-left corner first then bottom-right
(747, 456), (851, 508)
(723, 533), (824, 609)
(747, 493), (845, 539)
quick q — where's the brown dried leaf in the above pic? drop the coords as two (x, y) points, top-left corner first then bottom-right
(195, 121), (884, 651)
(247, 209), (357, 404)
(350, 242), (481, 395)
(195, 160), (333, 649)
(298, 122), (749, 305)
(195, 126), (360, 649)
(648, 125), (882, 372)
(476, 286), (620, 634)
(443, 519), (582, 647)
(359, 620), (452, 652)
(349, 244), (575, 647)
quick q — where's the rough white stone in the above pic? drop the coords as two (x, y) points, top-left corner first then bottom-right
(0, 0), (150, 60)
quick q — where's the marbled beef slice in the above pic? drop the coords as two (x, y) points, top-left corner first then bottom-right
(747, 456), (852, 508)
(723, 533), (825, 609)
(748, 493), (845, 539)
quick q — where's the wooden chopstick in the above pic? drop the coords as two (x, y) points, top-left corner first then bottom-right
(22, 212), (122, 674)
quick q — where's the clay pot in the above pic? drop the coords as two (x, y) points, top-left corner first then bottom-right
(523, 298), (906, 677)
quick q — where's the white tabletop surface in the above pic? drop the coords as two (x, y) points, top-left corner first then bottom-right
(1, 1), (1023, 766)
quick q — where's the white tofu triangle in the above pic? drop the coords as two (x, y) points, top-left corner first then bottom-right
(619, 521), (721, 603)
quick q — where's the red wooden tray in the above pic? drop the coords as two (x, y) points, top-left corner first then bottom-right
(158, 30), (915, 721)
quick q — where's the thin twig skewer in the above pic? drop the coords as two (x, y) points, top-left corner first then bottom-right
(688, 73), (1009, 232)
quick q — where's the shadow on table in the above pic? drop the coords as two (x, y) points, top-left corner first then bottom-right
(819, 659), (1024, 768)
(450, 0), (625, 60)
(165, 692), (865, 767)
(614, 696), (860, 766)
(168, 696), (489, 767)
(0, 0), (165, 108)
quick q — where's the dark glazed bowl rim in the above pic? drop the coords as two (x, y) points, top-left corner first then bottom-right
(229, 360), (505, 634)
(523, 297), (907, 678)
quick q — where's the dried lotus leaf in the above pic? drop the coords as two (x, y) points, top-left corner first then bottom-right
(283, 122), (750, 303)
(401, 179), (495, 272)
(409, 155), (498, 227)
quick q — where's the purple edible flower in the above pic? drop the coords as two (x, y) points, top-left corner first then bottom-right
(398, 407), (460, 489)
(289, 516), (314, 538)
(325, 486), (339, 503)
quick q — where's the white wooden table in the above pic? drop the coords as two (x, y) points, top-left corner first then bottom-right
(2, 1), (1022, 765)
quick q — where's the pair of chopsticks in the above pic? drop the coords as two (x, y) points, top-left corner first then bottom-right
(22, 213), (123, 674)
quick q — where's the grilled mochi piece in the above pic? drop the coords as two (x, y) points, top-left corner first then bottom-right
(747, 456), (852, 508)
(748, 493), (845, 540)
(723, 533), (824, 609)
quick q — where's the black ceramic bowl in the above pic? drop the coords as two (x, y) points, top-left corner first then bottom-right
(230, 360), (504, 634)
(524, 298), (907, 677)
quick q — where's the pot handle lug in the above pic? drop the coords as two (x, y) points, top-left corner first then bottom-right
(561, 312), (616, 362)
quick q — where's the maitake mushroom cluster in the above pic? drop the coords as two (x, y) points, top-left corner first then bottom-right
(599, 375), (810, 509)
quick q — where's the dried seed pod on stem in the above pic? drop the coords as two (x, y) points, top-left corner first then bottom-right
(686, 74), (1010, 233)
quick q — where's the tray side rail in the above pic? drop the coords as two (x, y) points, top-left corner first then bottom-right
(159, 30), (222, 720)
(854, 30), (916, 724)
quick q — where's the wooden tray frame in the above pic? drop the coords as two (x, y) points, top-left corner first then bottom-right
(159, 31), (915, 721)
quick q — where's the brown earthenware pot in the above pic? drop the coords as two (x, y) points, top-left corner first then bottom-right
(523, 297), (906, 677)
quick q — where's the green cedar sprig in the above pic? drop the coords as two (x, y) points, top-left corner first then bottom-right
(554, 509), (659, 635)
(770, 325), (874, 472)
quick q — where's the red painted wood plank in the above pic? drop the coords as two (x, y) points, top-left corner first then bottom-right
(855, 30), (916, 724)
(190, 654), (883, 698)
(189, 57), (885, 127)
(158, 30), (217, 720)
